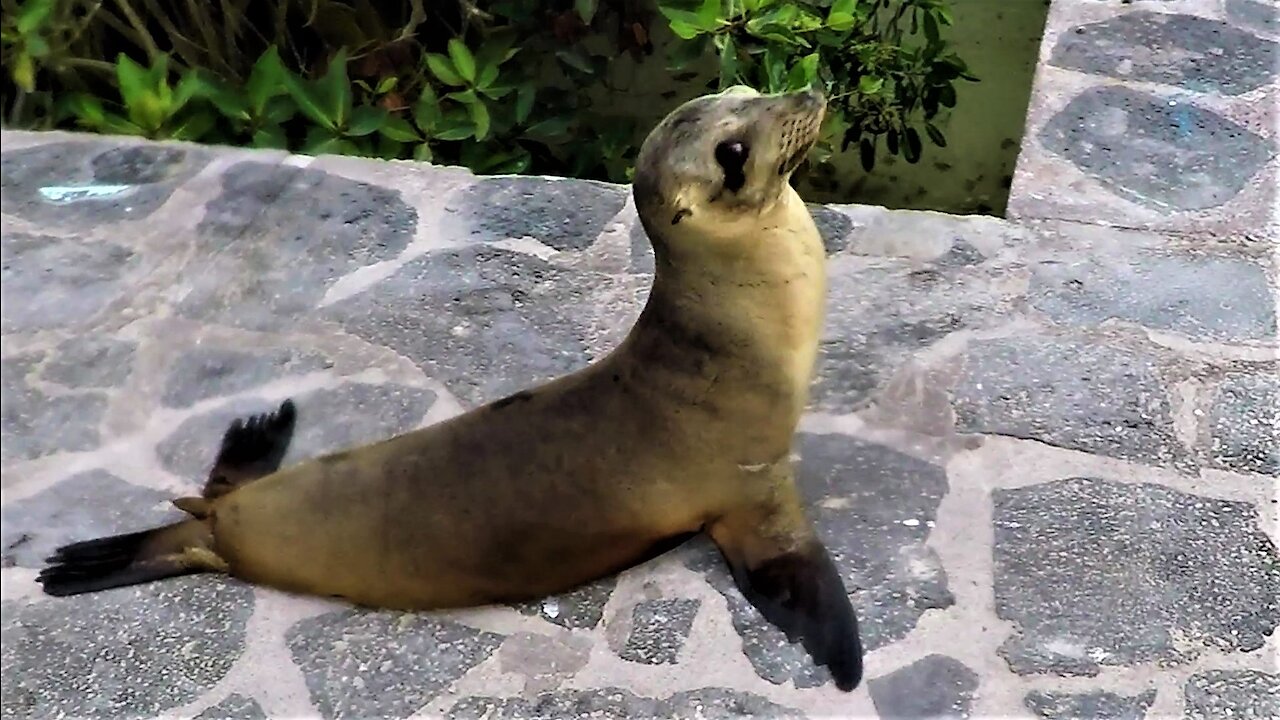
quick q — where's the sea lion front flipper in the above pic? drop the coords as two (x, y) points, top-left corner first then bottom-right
(708, 479), (864, 691)
(202, 398), (298, 499)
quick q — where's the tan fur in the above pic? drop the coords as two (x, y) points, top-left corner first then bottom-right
(186, 87), (833, 612)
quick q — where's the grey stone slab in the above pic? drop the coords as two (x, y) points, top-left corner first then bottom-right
(285, 610), (504, 720)
(514, 575), (618, 631)
(619, 598), (700, 665)
(1, 232), (139, 333)
(1184, 669), (1280, 720)
(161, 346), (332, 408)
(993, 478), (1280, 675)
(0, 141), (209, 225)
(156, 382), (435, 480)
(2, 351), (107, 463)
(685, 434), (953, 689)
(1024, 689), (1157, 720)
(195, 693), (268, 720)
(867, 654), (979, 720)
(42, 337), (137, 389)
(808, 205), (852, 254)
(1039, 86), (1273, 211)
(457, 176), (627, 251)
(179, 162), (416, 330)
(953, 337), (1189, 469)
(1050, 12), (1277, 95)
(629, 221), (656, 274)
(448, 688), (804, 719)
(1207, 372), (1280, 476)
(325, 246), (599, 407)
(0, 576), (254, 719)
(813, 258), (1007, 412)
(1228, 0), (1280, 35)
(1030, 252), (1276, 342)
(0, 469), (176, 569)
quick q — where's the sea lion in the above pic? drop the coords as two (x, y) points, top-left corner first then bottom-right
(37, 85), (863, 690)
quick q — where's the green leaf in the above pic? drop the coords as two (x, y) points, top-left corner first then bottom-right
(858, 75), (884, 94)
(718, 35), (738, 88)
(64, 93), (105, 127)
(316, 49), (352, 128)
(923, 12), (939, 45)
(515, 82), (536, 124)
(263, 95), (297, 124)
(575, 0), (597, 23)
(17, 0), (55, 35)
(826, 11), (855, 31)
(251, 125), (288, 149)
(827, 0), (856, 20)
(246, 46), (288, 115)
(379, 114), (421, 142)
(447, 38), (477, 83)
(904, 127), (922, 163)
(376, 76), (398, 94)
(433, 108), (476, 141)
(413, 84), (442, 132)
(26, 34), (48, 58)
(763, 46), (788, 92)
(476, 62), (500, 89)
(939, 83), (956, 108)
(100, 112), (144, 136)
(10, 53), (35, 92)
(346, 105), (388, 136)
(695, 0), (721, 27)
(302, 125), (358, 155)
(195, 75), (249, 121)
(425, 53), (465, 86)
(556, 48), (594, 74)
(523, 115), (573, 141)
(667, 18), (701, 40)
(169, 110), (216, 141)
(925, 122), (947, 147)
(413, 142), (434, 162)
(467, 99), (491, 140)
(115, 54), (152, 116)
(786, 53), (820, 90)
(859, 136), (875, 172)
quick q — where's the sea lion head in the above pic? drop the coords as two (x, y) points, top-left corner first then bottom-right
(632, 85), (827, 250)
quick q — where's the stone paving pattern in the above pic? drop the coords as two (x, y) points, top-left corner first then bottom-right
(2, 3), (1278, 716)
(1008, 0), (1279, 240)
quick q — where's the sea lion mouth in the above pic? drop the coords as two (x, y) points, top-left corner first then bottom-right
(778, 139), (815, 176)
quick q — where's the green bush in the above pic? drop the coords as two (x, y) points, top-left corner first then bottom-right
(1, 0), (974, 183)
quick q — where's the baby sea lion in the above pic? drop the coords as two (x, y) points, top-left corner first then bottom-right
(38, 86), (864, 690)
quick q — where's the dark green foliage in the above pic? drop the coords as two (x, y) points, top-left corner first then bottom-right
(1, 0), (973, 182)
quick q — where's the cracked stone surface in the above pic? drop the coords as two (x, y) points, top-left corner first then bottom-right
(285, 610), (504, 720)
(620, 598), (701, 665)
(1050, 12), (1277, 95)
(1010, 1), (1279, 237)
(993, 478), (1280, 675)
(3, 113), (1277, 718)
(867, 654), (979, 719)
(1207, 372), (1280, 476)
(953, 337), (1189, 469)
(448, 688), (804, 719)
(1183, 669), (1280, 720)
(1024, 689), (1157, 720)
(0, 577), (253, 719)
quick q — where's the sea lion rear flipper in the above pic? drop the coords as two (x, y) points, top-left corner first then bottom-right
(708, 487), (864, 691)
(202, 398), (298, 499)
(37, 518), (223, 597)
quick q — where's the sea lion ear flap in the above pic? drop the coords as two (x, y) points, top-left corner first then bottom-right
(710, 520), (864, 691)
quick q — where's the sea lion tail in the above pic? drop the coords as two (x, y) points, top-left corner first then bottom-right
(36, 518), (223, 597)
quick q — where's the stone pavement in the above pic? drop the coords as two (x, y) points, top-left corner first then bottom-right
(1, 4), (1278, 719)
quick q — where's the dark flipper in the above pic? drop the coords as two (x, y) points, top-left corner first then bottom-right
(202, 398), (297, 499)
(709, 470), (864, 691)
(38, 519), (219, 597)
(725, 539), (863, 691)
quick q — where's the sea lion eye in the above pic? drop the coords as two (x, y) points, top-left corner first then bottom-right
(714, 140), (749, 192)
